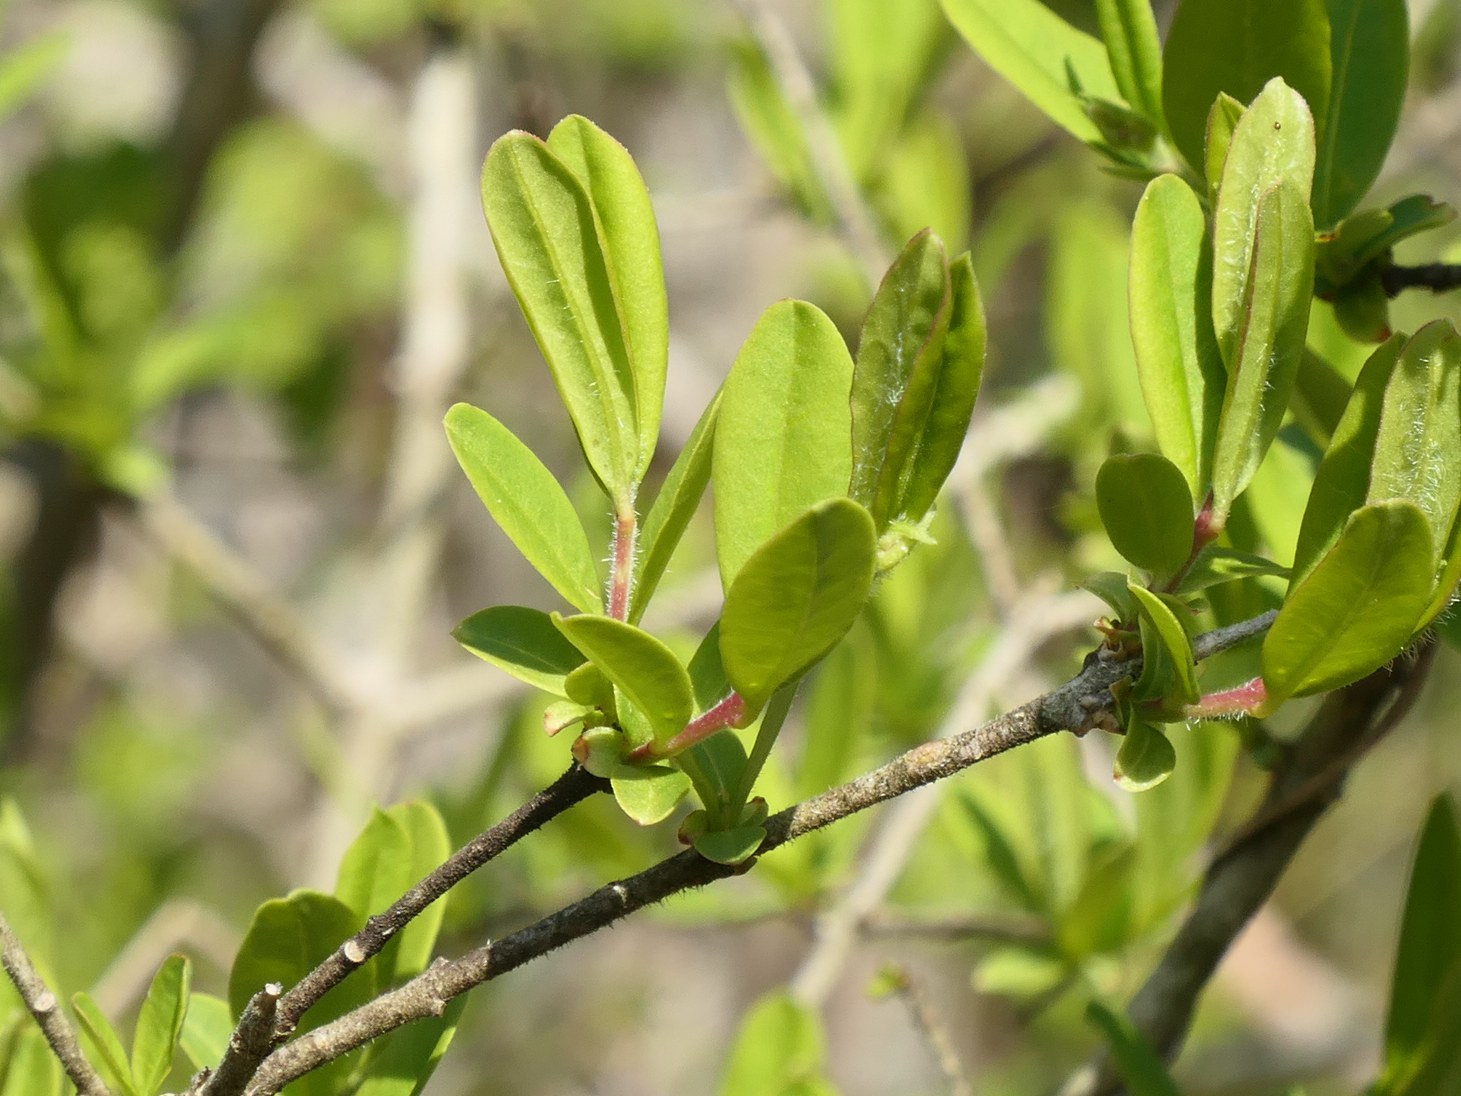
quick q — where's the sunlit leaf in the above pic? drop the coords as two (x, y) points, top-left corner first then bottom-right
(694, 822), (767, 865)
(553, 614), (693, 746)
(453, 605), (588, 696)
(718, 992), (828, 1096)
(71, 994), (137, 1096)
(178, 993), (232, 1072)
(1130, 584), (1199, 705)
(1095, 452), (1195, 575)
(1114, 716), (1177, 792)
(1094, 0), (1164, 126)
(610, 763), (692, 825)
(131, 954), (190, 1095)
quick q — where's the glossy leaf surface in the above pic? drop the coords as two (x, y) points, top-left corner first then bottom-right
(1095, 452), (1195, 575)
(694, 822), (767, 866)
(445, 404), (602, 613)
(1263, 501), (1434, 703)
(1130, 584), (1199, 706)
(454, 605), (588, 697)
(72, 994), (137, 1096)
(1114, 716), (1177, 792)
(713, 300), (854, 588)
(610, 763), (692, 825)
(720, 499), (876, 716)
(554, 614), (693, 746)
(1094, 0), (1164, 125)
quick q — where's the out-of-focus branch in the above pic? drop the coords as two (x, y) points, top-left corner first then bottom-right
(239, 612), (1274, 1094)
(0, 913), (111, 1096)
(1380, 261), (1461, 297)
(1080, 636), (1439, 1096)
(883, 967), (974, 1096)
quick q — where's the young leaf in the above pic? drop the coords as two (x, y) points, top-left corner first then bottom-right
(481, 133), (638, 502)
(71, 994), (137, 1096)
(1114, 716), (1177, 792)
(1176, 546), (1290, 593)
(632, 387), (721, 623)
(1209, 181), (1316, 522)
(687, 622), (731, 714)
(1129, 584), (1199, 706)
(1093, 0), (1164, 127)
(1095, 452), (1195, 576)
(898, 252), (987, 523)
(553, 614), (693, 746)
(1087, 1001), (1183, 1096)
(1203, 92), (1246, 196)
(131, 955), (190, 1096)
(1083, 571), (1139, 621)
(351, 997), (466, 1096)
(939, 0), (1121, 143)
(694, 822), (767, 866)
(712, 300), (854, 588)
(445, 404), (602, 613)
(1380, 796), (1461, 1094)
(677, 728), (748, 828)
(1128, 174), (1225, 497)
(1312, 0), (1409, 228)
(546, 116), (668, 480)
(849, 230), (952, 523)
(1262, 501), (1435, 704)
(453, 605), (588, 697)
(718, 992), (829, 1096)
(1161, 0), (1330, 172)
(610, 762), (692, 825)
(720, 499), (877, 717)
(178, 993), (232, 1072)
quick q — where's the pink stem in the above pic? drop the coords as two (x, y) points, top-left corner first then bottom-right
(626, 692), (746, 762)
(1183, 675), (1268, 719)
(607, 509), (637, 622)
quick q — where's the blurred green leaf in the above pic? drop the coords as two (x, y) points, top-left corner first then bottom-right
(547, 116), (668, 482)
(445, 403), (603, 613)
(720, 499), (876, 717)
(553, 615), (693, 747)
(71, 993), (136, 1096)
(694, 822), (767, 865)
(1317, 196), (1457, 291)
(718, 992), (829, 1096)
(1084, 571), (1140, 621)
(632, 388), (721, 622)
(1161, 0), (1330, 172)
(1292, 347), (1358, 449)
(481, 133), (639, 502)
(727, 41), (829, 221)
(873, 110), (971, 249)
(352, 996), (467, 1096)
(1087, 1001), (1183, 1096)
(610, 763), (692, 824)
(1263, 501), (1434, 704)
(1114, 717), (1177, 792)
(1096, 453), (1195, 575)
(1129, 174), (1225, 497)
(712, 300), (854, 588)
(453, 605), (588, 697)
(1094, 0), (1164, 125)
(940, 0), (1120, 143)
(130, 955), (189, 1095)
(178, 993), (232, 1073)
(973, 945), (1068, 998)
(0, 31), (67, 122)
(0, 1027), (63, 1096)
(1312, 0), (1408, 228)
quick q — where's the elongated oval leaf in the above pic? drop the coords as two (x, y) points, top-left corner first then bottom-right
(1129, 584), (1199, 705)
(1203, 92), (1246, 196)
(713, 300), (854, 588)
(445, 403), (602, 613)
(1114, 717), (1177, 792)
(454, 605), (587, 697)
(72, 993), (137, 1096)
(1262, 501), (1434, 703)
(553, 614), (693, 745)
(850, 229), (951, 523)
(179, 993), (232, 1072)
(1209, 181), (1315, 521)
(1312, 0), (1409, 228)
(1161, 0), (1330, 173)
(1087, 1001), (1183, 1094)
(481, 133), (638, 500)
(899, 252), (987, 523)
(610, 762), (691, 825)
(131, 955), (190, 1095)
(720, 498), (877, 716)
(1129, 175), (1225, 496)
(939, 0), (1120, 143)
(547, 116), (668, 479)
(1094, 0), (1164, 126)
(632, 388), (721, 623)
(351, 997), (466, 1096)
(677, 728), (748, 824)
(1096, 453), (1195, 575)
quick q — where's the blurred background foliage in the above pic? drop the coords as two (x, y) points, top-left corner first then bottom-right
(1, 0), (1460, 1093)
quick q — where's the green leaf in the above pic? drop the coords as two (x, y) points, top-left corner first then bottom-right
(1129, 174), (1225, 497)
(1292, 347), (1358, 449)
(0, 1027), (63, 1096)
(1317, 197), (1457, 291)
(1203, 92), (1246, 196)
(632, 387), (721, 622)
(1083, 571), (1139, 621)
(0, 31), (67, 122)
(453, 605), (588, 696)
(1312, 0), (1409, 228)
(726, 41), (829, 222)
(720, 499), (877, 716)
(899, 252), (987, 523)
(1209, 181), (1316, 521)
(335, 802), (451, 984)
(972, 946), (1069, 998)
(1114, 716), (1177, 792)
(610, 762), (692, 825)
(677, 729), (749, 827)
(1292, 335), (1404, 586)
(546, 116), (668, 481)
(1094, 0), (1164, 126)
(445, 404), (602, 613)
(850, 230), (952, 524)
(1176, 546), (1290, 593)
(694, 822), (767, 866)
(1129, 584), (1199, 705)
(352, 997), (466, 1096)
(1210, 79), (1316, 366)
(712, 300), (854, 588)
(131, 955), (190, 1095)
(1380, 797), (1461, 1094)
(1095, 453), (1195, 575)
(718, 992), (828, 1096)
(1161, 0), (1330, 173)
(553, 614), (693, 746)
(71, 994), (137, 1096)
(687, 622), (732, 713)
(939, 0), (1121, 143)
(481, 132), (639, 502)
(1262, 501), (1435, 704)
(178, 993), (232, 1072)
(1331, 274), (1392, 343)
(1087, 1001), (1183, 1096)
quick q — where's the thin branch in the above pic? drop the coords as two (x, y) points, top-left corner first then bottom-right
(1085, 636), (1438, 1096)
(242, 612), (1274, 1094)
(195, 984), (281, 1096)
(860, 912), (1050, 946)
(1380, 261), (1461, 297)
(0, 913), (111, 1096)
(885, 967), (974, 1096)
